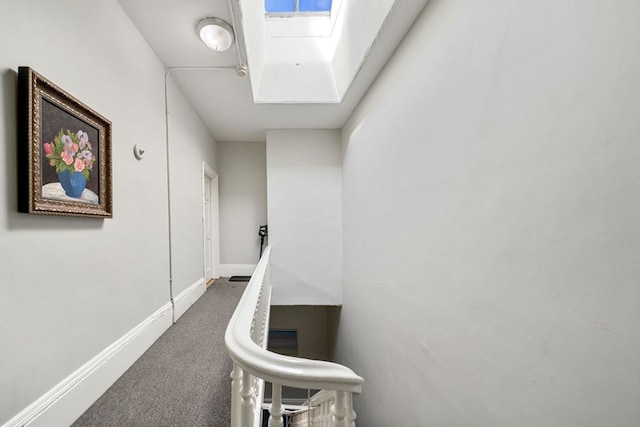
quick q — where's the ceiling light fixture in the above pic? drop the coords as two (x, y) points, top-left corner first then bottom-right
(197, 18), (235, 52)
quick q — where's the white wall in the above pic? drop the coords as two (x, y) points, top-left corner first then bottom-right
(166, 76), (218, 299)
(0, 1), (217, 424)
(266, 130), (342, 305)
(338, 1), (640, 426)
(218, 141), (267, 271)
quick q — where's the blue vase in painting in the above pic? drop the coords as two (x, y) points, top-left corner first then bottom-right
(58, 170), (87, 198)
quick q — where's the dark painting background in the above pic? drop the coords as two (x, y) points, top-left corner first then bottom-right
(40, 97), (100, 195)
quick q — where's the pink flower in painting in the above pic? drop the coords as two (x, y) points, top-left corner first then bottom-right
(62, 143), (79, 165)
(44, 129), (96, 177)
(74, 158), (85, 172)
(61, 151), (74, 165)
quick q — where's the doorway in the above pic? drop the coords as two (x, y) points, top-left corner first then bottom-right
(203, 162), (220, 286)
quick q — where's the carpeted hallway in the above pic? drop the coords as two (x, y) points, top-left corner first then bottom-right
(72, 278), (246, 427)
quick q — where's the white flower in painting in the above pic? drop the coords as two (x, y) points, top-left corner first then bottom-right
(77, 130), (91, 149)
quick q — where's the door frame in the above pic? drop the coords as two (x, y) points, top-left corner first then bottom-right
(202, 162), (220, 283)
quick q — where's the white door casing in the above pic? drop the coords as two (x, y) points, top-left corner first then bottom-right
(203, 162), (220, 282)
(204, 175), (212, 283)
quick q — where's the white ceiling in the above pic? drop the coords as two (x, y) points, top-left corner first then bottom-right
(117, 0), (427, 142)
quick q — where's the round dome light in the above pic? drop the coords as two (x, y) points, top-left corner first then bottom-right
(197, 18), (234, 52)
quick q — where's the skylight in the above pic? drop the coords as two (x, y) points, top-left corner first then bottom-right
(265, 0), (332, 14)
(241, 0), (396, 103)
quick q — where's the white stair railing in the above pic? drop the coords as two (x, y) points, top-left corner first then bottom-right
(288, 389), (357, 427)
(224, 247), (364, 427)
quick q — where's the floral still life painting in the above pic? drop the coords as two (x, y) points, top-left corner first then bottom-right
(18, 67), (112, 218)
(43, 129), (97, 200)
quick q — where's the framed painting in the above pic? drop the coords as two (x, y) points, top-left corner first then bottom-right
(17, 67), (112, 218)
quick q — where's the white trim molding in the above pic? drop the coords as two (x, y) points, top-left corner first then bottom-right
(173, 278), (206, 322)
(220, 264), (257, 278)
(2, 303), (173, 427)
(202, 162), (220, 281)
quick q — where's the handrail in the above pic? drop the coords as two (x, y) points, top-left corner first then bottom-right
(224, 246), (364, 426)
(224, 246), (364, 392)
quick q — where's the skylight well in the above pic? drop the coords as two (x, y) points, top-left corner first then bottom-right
(265, 0), (333, 15)
(239, 0), (396, 103)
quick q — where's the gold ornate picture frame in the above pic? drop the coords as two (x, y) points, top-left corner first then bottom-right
(17, 67), (112, 218)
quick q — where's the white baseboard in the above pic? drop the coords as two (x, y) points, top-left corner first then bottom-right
(173, 278), (206, 322)
(3, 303), (173, 427)
(220, 264), (256, 277)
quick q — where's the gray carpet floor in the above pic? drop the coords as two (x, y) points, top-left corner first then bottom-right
(72, 278), (246, 427)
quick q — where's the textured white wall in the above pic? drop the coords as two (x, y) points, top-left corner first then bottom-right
(266, 130), (342, 305)
(218, 141), (267, 265)
(338, 1), (640, 426)
(0, 0), (216, 423)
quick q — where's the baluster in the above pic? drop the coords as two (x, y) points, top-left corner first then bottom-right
(345, 392), (356, 427)
(268, 383), (284, 427)
(324, 397), (332, 427)
(251, 304), (258, 344)
(331, 391), (346, 427)
(252, 375), (260, 411)
(311, 405), (317, 427)
(258, 287), (267, 347)
(321, 404), (327, 427)
(230, 363), (242, 427)
(240, 369), (255, 425)
(296, 409), (306, 427)
(316, 399), (322, 427)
